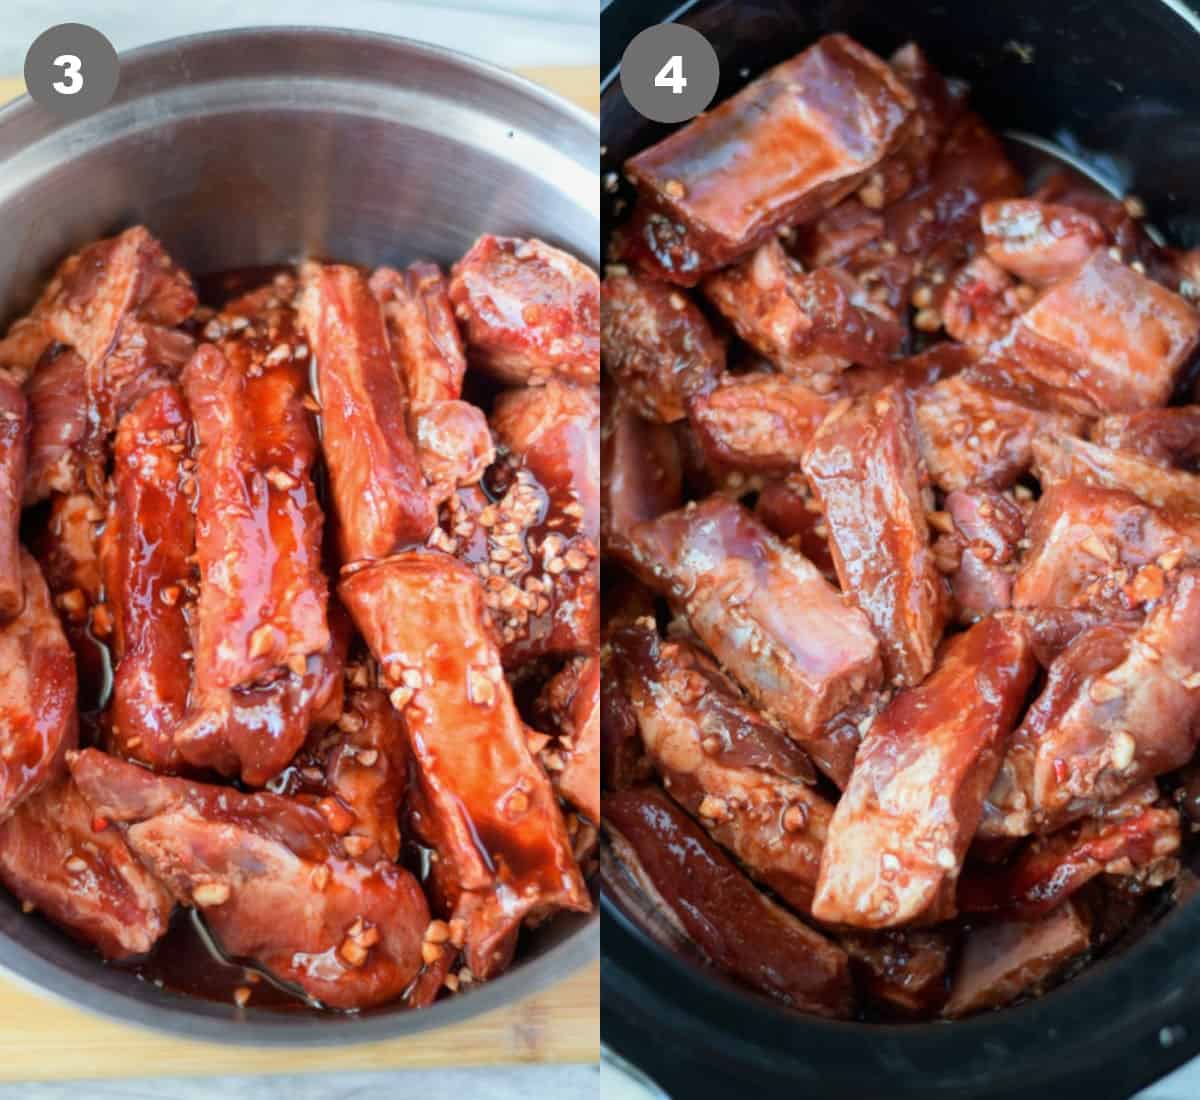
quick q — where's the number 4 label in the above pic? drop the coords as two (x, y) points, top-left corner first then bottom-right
(655, 54), (687, 95)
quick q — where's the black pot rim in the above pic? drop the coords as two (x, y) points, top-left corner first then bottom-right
(601, 0), (1200, 1094)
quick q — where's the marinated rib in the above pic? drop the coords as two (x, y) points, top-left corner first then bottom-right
(30, 492), (105, 704)
(938, 255), (1022, 346)
(370, 262), (494, 503)
(991, 250), (1200, 415)
(601, 269), (723, 423)
(624, 497), (881, 785)
(491, 378), (600, 544)
(1032, 432), (1200, 517)
(812, 615), (1036, 927)
(803, 384), (946, 686)
(613, 623), (829, 913)
(298, 262), (435, 561)
(22, 345), (85, 504)
(942, 902), (1090, 1017)
(182, 335), (328, 693)
(689, 373), (833, 473)
(704, 239), (904, 388)
(962, 796), (1180, 917)
(981, 199), (1106, 285)
(339, 553), (590, 979)
(177, 285), (332, 784)
(70, 748), (429, 1010)
(913, 374), (1087, 493)
(0, 774), (173, 960)
(987, 571), (1200, 836)
(0, 551), (77, 819)
(942, 487), (1025, 622)
(1013, 479), (1200, 616)
(448, 235), (599, 386)
(884, 112), (1022, 279)
(370, 261), (467, 405)
(603, 785), (854, 1017)
(601, 394), (682, 543)
(12, 227), (196, 477)
(100, 385), (193, 771)
(622, 34), (915, 283)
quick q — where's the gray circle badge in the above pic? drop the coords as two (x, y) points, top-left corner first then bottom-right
(620, 24), (720, 125)
(24, 23), (120, 121)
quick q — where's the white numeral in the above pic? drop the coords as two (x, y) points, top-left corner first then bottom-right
(654, 54), (687, 95)
(52, 53), (83, 95)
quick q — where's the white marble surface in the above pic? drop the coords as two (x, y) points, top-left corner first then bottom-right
(0, 0), (597, 72)
(0, 4), (598, 1097)
(0, 1065), (598, 1099)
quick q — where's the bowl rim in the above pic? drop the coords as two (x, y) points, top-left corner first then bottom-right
(0, 23), (600, 139)
(0, 23), (599, 1046)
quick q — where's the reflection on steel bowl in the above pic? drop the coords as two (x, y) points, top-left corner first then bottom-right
(0, 26), (598, 1045)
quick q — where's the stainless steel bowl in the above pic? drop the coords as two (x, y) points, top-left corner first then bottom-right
(0, 25), (598, 1044)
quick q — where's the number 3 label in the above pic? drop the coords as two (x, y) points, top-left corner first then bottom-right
(52, 53), (83, 95)
(654, 54), (687, 95)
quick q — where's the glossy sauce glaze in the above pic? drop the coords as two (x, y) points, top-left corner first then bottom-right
(3, 251), (599, 1014)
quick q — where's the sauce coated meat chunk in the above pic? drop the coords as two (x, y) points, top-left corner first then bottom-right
(914, 375), (1087, 493)
(0, 551), (77, 819)
(299, 262), (434, 562)
(689, 373), (833, 473)
(70, 749), (429, 1010)
(988, 571), (1200, 836)
(981, 199), (1107, 286)
(177, 290), (332, 784)
(812, 615), (1036, 927)
(0, 774), (174, 960)
(943, 902), (1090, 1017)
(340, 553), (590, 979)
(622, 34), (915, 283)
(613, 622), (829, 914)
(449, 235), (600, 386)
(704, 239), (904, 388)
(996, 250), (1200, 415)
(601, 395), (682, 543)
(370, 262), (493, 504)
(1013, 478), (1200, 616)
(803, 384), (946, 686)
(600, 269), (723, 422)
(625, 497), (881, 785)
(99, 384), (194, 771)
(604, 785), (854, 1017)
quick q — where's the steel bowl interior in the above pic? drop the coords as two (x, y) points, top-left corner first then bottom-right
(0, 25), (598, 1045)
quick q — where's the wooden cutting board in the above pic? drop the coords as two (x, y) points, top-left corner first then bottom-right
(0, 64), (599, 1081)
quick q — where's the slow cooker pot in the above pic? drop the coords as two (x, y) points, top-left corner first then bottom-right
(0, 25), (599, 1045)
(600, 2), (1200, 1096)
